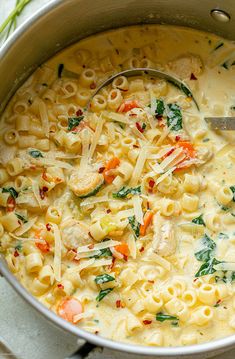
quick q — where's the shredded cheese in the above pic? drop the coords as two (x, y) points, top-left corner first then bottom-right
(31, 180), (42, 208)
(130, 146), (148, 186)
(39, 99), (49, 138)
(53, 223), (62, 282)
(133, 195), (144, 225)
(89, 115), (104, 159)
(15, 217), (38, 236)
(155, 167), (176, 185)
(76, 239), (121, 254)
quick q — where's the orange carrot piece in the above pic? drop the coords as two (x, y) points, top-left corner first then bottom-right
(114, 243), (129, 257)
(103, 157), (120, 184)
(140, 211), (154, 236)
(176, 141), (195, 158)
(36, 241), (50, 253)
(57, 297), (83, 323)
(117, 100), (140, 113)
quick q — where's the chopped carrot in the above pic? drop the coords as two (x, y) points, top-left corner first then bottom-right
(176, 141), (195, 159)
(114, 243), (129, 257)
(117, 100), (140, 113)
(57, 297), (83, 323)
(34, 229), (43, 239)
(36, 241), (50, 253)
(103, 157), (120, 184)
(140, 211), (154, 236)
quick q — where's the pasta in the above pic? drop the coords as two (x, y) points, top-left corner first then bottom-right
(1, 24), (235, 348)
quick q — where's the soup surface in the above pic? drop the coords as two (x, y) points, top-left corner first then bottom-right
(1, 25), (235, 346)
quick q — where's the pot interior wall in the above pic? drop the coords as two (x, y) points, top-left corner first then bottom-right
(0, 0), (235, 114)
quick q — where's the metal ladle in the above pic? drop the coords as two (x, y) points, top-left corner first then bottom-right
(88, 67), (235, 130)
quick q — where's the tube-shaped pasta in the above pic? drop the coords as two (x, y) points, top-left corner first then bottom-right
(204, 212), (221, 231)
(39, 265), (55, 285)
(159, 198), (175, 217)
(182, 290), (198, 307)
(46, 206), (62, 224)
(76, 89), (91, 107)
(144, 293), (163, 313)
(112, 76), (129, 91)
(181, 193), (199, 212)
(215, 186), (233, 206)
(0, 168), (9, 185)
(15, 115), (30, 131)
(79, 69), (96, 87)
(191, 306), (213, 325)
(90, 95), (107, 112)
(107, 89), (123, 110)
(4, 129), (19, 145)
(26, 252), (43, 273)
(183, 174), (200, 193)
(197, 284), (216, 305)
(1, 212), (21, 232)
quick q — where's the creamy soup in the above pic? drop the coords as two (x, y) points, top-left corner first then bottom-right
(1, 25), (235, 347)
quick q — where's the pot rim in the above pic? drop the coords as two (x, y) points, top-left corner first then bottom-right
(0, 0), (235, 355)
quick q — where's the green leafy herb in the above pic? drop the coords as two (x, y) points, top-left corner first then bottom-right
(202, 138), (210, 142)
(15, 213), (28, 223)
(218, 232), (229, 240)
(0, 0), (32, 41)
(128, 216), (140, 238)
(15, 243), (22, 251)
(113, 186), (141, 199)
(220, 205), (230, 211)
(96, 288), (113, 302)
(195, 258), (222, 277)
(214, 42), (224, 51)
(29, 149), (43, 158)
(194, 234), (216, 262)
(221, 61), (229, 70)
(192, 214), (205, 226)
(68, 116), (84, 131)
(90, 247), (112, 259)
(58, 64), (64, 78)
(95, 274), (115, 284)
(230, 186), (235, 201)
(166, 103), (182, 131)
(156, 312), (179, 322)
(155, 99), (165, 116)
(2, 187), (18, 199)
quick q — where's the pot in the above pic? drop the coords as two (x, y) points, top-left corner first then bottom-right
(1, 1), (235, 357)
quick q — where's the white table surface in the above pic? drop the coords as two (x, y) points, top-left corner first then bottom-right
(0, 1), (235, 358)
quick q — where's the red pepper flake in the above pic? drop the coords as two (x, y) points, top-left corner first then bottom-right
(109, 257), (116, 270)
(42, 186), (48, 192)
(166, 148), (175, 157)
(90, 82), (96, 89)
(14, 250), (19, 257)
(36, 241), (50, 253)
(139, 246), (145, 253)
(149, 179), (155, 189)
(88, 244), (94, 250)
(129, 113), (137, 117)
(76, 109), (83, 116)
(146, 201), (150, 210)
(42, 172), (48, 181)
(57, 284), (64, 290)
(135, 122), (144, 133)
(116, 300), (121, 308)
(148, 280), (154, 284)
(46, 223), (51, 231)
(106, 209), (111, 214)
(193, 278), (198, 282)
(143, 320), (152, 325)
(7, 197), (16, 212)
(98, 167), (105, 173)
(190, 73), (197, 80)
(157, 116), (163, 121)
(175, 135), (181, 141)
(123, 255), (128, 262)
(95, 331), (99, 335)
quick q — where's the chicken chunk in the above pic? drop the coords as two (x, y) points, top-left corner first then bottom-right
(167, 54), (203, 80)
(68, 171), (104, 198)
(61, 219), (92, 249)
(153, 213), (176, 257)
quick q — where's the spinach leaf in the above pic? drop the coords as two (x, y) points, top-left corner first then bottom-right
(195, 234), (216, 262)
(195, 258), (222, 277)
(68, 116), (84, 131)
(113, 186), (141, 199)
(58, 63), (64, 78)
(230, 186), (235, 201)
(90, 247), (112, 259)
(155, 99), (165, 117)
(128, 216), (140, 238)
(15, 213), (28, 224)
(29, 149), (43, 158)
(2, 187), (18, 199)
(166, 103), (182, 131)
(156, 312), (179, 322)
(15, 243), (22, 251)
(96, 288), (113, 302)
(95, 274), (115, 284)
(192, 214), (205, 226)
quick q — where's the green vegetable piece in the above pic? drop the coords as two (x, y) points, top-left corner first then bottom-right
(90, 247), (112, 259)
(218, 232), (229, 240)
(15, 243), (22, 251)
(156, 312), (179, 322)
(68, 116), (84, 131)
(230, 186), (235, 202)
(2, 187), (18, 199)
(221, 61), (229, 70)
(96, 288), (113, 302)
(195, 234), (216, 262)
(113, 186), (141, 199)
(29, 149), (43, 158)
(166, 103), (182, 131)
(15, 213), (28, 224)
(192, 214), (205, 226)
(128, 215), (140, 238)
(77, 182), (103, 199)
(195, 258), (222, 277)
(58, 64), (64, 78)
(155, 99), (165, 117)
(95, 274), (115, 284)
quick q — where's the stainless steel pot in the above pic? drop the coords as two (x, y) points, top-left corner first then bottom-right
(1, 0), (235, 357)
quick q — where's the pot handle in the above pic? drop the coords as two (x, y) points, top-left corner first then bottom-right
(66, 342), (99, 359)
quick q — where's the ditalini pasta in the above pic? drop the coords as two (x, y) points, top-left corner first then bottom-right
(1, 24), (235, 347)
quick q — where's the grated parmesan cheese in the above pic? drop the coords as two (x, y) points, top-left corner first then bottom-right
(53, 223), (62, 282)
(76, 239), (121, 254)
(133, 195), (144, 225)
(130, 146), (148, 186)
